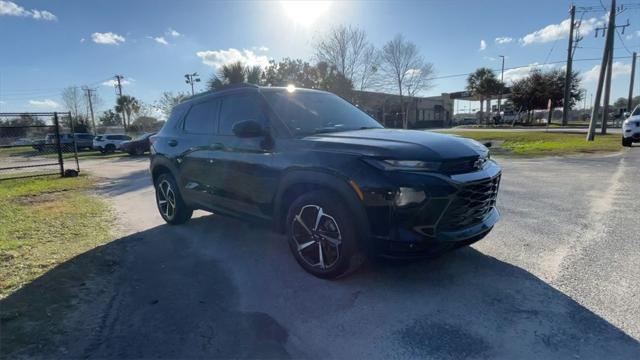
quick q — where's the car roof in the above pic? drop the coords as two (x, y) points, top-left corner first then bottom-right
(178, 84), (330, 107)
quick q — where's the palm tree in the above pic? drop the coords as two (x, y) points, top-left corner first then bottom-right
(207, 62), (263, 90)
(115, 95), (140, 130)
(466, 68), (502, 125)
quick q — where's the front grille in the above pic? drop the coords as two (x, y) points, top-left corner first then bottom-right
(438, 176), (500, 230)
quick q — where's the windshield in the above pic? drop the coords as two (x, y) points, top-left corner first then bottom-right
(632, 106), (640, 116)
(263, 90), (383, 136)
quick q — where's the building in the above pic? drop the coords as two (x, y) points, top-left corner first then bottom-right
(352, 90), (454, 128)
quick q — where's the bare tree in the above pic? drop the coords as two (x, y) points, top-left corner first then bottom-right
(315, 25), (379, 91)
(379, 34), (434, 128)
(154, 92), (189, 119)
(61, 86), (85, 121)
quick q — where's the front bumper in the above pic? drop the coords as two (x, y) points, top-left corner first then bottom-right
(365, 161), (502, 258)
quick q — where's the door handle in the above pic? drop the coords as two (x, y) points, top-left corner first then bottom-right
(168, 139), (178, 147)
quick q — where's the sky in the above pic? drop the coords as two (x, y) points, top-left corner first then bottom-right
(1, 0), (639, 117)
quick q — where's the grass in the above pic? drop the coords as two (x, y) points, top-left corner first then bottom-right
(441, 130), (622, 156)
(0, 175), (114, 298)
(0, 146), (130, 160)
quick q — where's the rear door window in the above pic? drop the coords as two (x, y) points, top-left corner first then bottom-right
(183, 99), (220, 135)
(219, 95), (266, 136)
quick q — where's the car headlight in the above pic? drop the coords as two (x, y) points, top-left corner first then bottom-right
(363, 158), (441, 171)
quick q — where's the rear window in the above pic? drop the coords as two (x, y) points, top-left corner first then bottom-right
(184, 100), (220, 134)
(95, 136), (103, 141)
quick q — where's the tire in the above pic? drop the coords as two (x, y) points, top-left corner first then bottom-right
(134, 147), (144, 155)
(154, 173), (193, 225)
(105, 144), (116, 153)
(285, 190), (359, 279)
(622, 137), (632, 147)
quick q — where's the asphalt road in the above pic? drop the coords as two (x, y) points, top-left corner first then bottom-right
(4, 148), (640, 359)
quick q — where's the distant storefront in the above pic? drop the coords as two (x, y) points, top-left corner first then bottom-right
(352, 90), (454, 128)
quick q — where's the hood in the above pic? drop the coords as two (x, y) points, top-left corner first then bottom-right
(303, 129), (487, 161)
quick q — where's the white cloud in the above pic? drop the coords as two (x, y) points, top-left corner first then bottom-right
(479, 39), (487, 51)
(583, 62), (631, 82)
(520, 17), (602, 46)
(502, 63), (557, 83)
(0, 0), (57, 21)
(153, 36), (168, 45)
(196, 48), (270, 69)
(80, 38), (85, 43)
(101, 78), (132, 87)
(29, 99), (60, 108)
(91, 32), (125, 45)
(167, 28), (181, 37)
(495, 37), (513, 44)
(253, 46), (269, 52)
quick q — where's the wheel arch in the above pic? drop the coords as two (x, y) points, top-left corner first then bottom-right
(273, 170), (370, 248)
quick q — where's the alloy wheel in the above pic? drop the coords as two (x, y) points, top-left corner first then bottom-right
(292, 205), (342, 270)
(157, 179), (176, 220)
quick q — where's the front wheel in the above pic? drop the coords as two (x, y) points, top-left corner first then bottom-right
(286, 190), (359, 279)
(155, 173), (192, 225)
(622, 137), (632, 147)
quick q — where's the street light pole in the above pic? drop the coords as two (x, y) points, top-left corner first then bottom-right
(498, 55), (505, 119)
(184, 72), (200, 96)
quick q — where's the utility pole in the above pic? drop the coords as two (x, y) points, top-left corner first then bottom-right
(114, 74), (125, 130)
(83, 87), (97, 135)
(601, 20), (614, 135)
(587, 0), (615, 141)
(184, 72), (200, 96)
(498, 55), (505, 118)
(628, 52), (637, 111)
(562, 5), (576, 126)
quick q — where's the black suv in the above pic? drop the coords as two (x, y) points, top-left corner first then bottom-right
(150, 85), (501, 278)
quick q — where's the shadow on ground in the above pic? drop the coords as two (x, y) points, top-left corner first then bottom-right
(2, 215), (639, 359)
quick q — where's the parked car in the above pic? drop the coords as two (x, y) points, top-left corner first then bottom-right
(93, 134), (132, 153)
(120, 133), (155, 155)
(12, 138), (32, 146)
(73, 133), (95, 150)
(150, 85), (501, 278)
(622, 105), (640, 147)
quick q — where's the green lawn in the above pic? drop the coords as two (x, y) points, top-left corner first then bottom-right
(0, 146), (130, 160)
(0, 175), (114, 298)
(440, 131), (622, 156)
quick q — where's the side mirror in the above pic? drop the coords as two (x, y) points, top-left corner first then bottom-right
(232, 120), (265, 138)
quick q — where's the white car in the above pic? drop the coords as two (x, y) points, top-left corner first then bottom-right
(93, 134), (132, 153)
(622, 106), (640, 147)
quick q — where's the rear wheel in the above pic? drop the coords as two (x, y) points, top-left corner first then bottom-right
(134, 146), (144, 155)
(286, 190), (359, 279)
(105, 143), (116, 153)
(622, 137), (632, 147)
(155, 173), (192, 225)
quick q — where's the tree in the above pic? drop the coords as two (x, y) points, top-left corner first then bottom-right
(98, 109), (122, 127)
(115, 95), (140, 130)
(379, 34), (434, 128)
(61, 86), (84, 121)
(613, 96), (639, 110)
(509, 68), (582, 123)
(130, 116), (164, 133)
(466, 68), (503, 125)
(207, 61), (263, 90)
(154, 92), (189, 119)
(262, 58), (353, 99)
(315, 25), (379, 90)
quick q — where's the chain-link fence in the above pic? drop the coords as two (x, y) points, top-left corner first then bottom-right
(0, 112), (80, 180)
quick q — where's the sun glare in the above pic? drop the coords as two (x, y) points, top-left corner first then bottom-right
(281, 1), (332, 26)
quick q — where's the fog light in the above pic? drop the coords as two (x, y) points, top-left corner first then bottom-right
(395, 187), (426, 207)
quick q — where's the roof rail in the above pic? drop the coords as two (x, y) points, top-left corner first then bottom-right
(182, 83), (259, 102)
